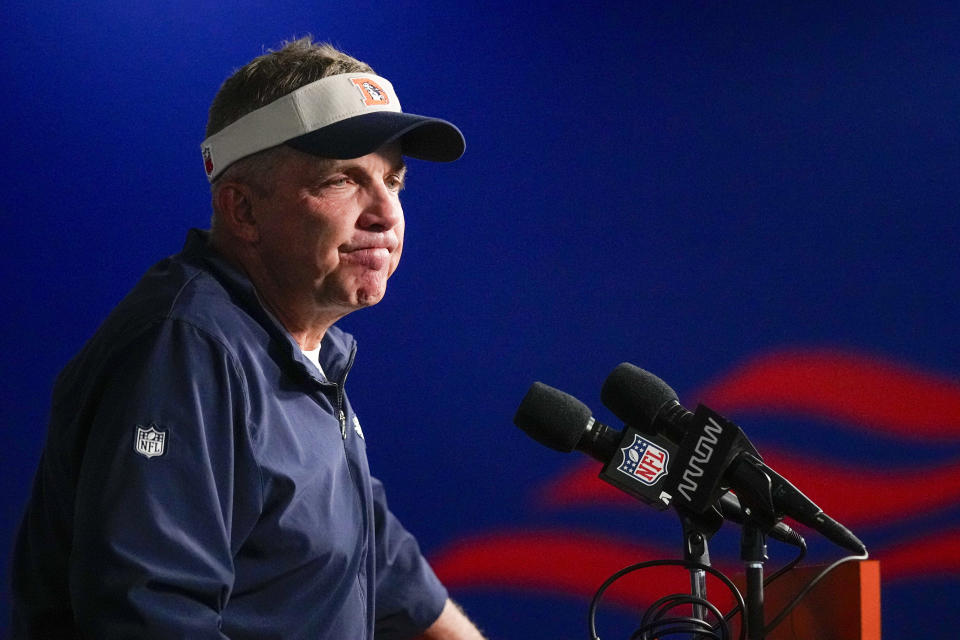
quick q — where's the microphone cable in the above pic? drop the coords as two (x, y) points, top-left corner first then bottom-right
(588, 559), (746, 640)
(588, 533), (812, 640)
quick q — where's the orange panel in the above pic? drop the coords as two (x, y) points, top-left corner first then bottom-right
(735, 560), (881, 640)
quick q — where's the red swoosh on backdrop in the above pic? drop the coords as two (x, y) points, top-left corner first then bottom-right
(537, 449), (960, 527)
(429, 529), (738, 609)
(695, 349), (960, 440)
(876, 527), (960, 581)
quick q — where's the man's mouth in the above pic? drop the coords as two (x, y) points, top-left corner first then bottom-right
(341, 246), (392, 269)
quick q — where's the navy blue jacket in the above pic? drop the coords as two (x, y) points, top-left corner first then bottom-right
(12, 229), (447, 639)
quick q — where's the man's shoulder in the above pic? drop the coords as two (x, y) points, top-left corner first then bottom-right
(71, 234), (263, 370)
(113, 253), (244, 341)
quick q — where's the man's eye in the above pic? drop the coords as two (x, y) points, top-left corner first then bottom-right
(385, 176), (405, 191)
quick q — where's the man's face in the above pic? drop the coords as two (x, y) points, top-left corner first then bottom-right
(249, 143), (406, 320)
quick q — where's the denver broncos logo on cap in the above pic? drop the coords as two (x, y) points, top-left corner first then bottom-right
(350, 77), (390, 106)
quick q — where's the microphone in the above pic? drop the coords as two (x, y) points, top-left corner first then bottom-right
(514, 381), (803, 546)
(600, 363), (866, 554)
(600, 365), (693, 443)
(514, 381), (620, 462)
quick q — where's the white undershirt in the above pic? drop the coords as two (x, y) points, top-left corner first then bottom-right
(301, 345), (326, 380)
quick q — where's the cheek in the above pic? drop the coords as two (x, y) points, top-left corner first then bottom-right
(304, 215), (349, 264)
(282, 226), (336, 268)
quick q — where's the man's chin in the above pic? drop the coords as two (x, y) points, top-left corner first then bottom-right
(319, 274), (390, 312)
(351, 285), (388, 308)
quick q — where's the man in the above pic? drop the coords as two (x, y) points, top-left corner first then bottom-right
(12, 39), (484, 639)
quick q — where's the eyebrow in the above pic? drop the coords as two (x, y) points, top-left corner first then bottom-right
(314, 157), (407, 179)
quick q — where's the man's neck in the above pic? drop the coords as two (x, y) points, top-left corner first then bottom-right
(254, 286), (335, 351)
(210, 232), (341, 351)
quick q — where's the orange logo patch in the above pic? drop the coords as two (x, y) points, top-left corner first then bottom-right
(350, 77), (391, 106)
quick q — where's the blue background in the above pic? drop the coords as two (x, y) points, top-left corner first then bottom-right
(3, 1), (959, 637)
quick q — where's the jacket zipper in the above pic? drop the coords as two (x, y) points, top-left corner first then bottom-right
(335, 344), (356, 440)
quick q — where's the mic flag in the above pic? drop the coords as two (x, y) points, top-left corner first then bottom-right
(598, 427), (678, 511)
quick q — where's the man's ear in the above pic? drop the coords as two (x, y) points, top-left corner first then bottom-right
(214, 182), (260, 243)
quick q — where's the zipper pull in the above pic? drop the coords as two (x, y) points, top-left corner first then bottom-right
(339, 410), (347, 440)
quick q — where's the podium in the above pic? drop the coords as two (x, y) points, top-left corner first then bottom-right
(739, 560), (881, 640)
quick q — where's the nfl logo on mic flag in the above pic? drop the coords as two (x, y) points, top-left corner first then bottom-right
(599, 428), (678, 510)
(617, 434), (669, 485)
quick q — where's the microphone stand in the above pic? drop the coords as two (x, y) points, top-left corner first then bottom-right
(741, 523), (767, 640)
(677, 506), (723, 625)
(727, 454), (779, 640)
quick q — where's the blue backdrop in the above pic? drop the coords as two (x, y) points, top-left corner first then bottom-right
(3, 2), (959, 638)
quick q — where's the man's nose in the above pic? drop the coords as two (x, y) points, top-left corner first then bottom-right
(358, 183), (402, 232)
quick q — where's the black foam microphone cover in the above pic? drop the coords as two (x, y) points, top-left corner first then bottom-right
(601, 363), (682, 437)
(514, 381), (592, 453)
